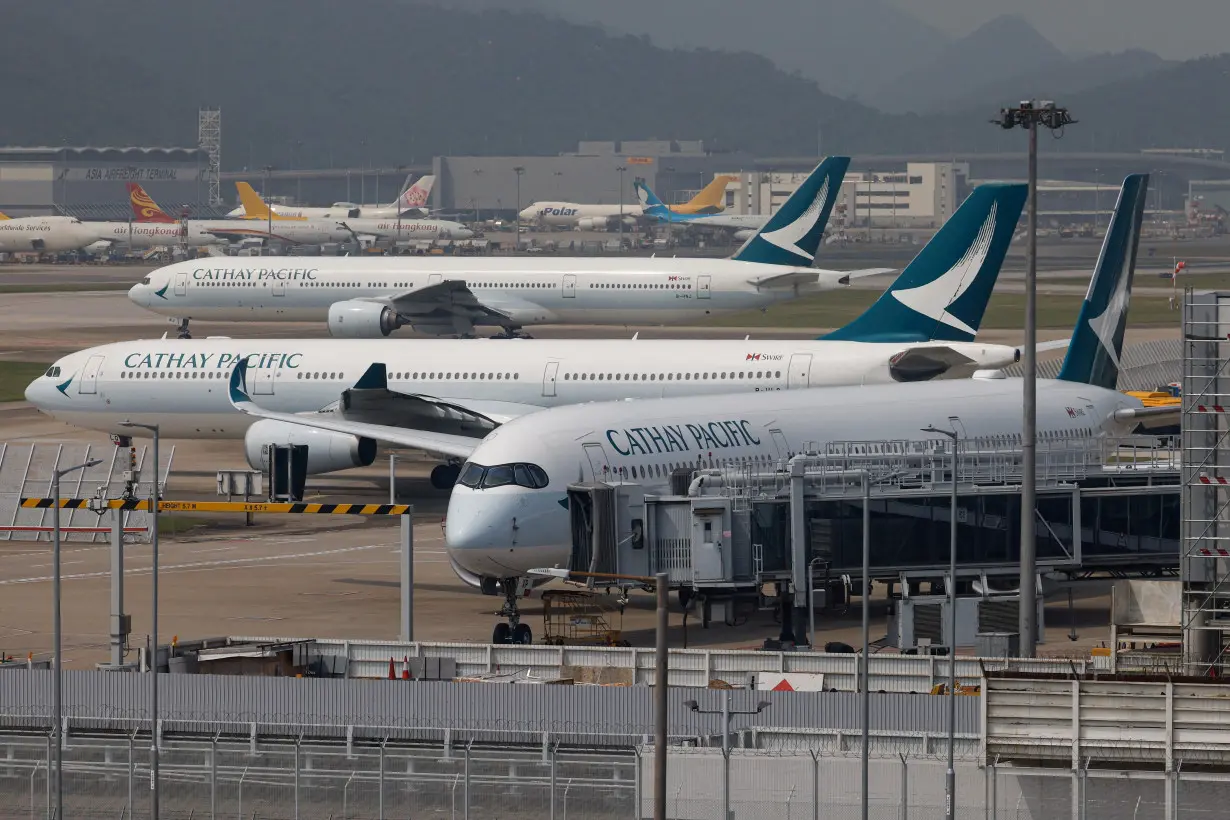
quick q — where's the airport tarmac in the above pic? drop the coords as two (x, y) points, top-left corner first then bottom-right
(0, 256), (1185, 666)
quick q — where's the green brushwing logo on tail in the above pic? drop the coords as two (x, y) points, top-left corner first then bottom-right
(821, 183), (1028, 343)
(154, 283), (169, 300)
(731, 157), (850, 267)
(1057, 174), (1149, 390)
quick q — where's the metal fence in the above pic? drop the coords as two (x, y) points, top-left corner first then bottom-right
(2, 732), (1222, 820)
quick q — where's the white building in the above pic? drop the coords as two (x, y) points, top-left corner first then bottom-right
(718, 162), (970, 228)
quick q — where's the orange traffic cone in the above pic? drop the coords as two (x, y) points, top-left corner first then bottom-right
(402, 655), (410, 680)
(387, 657), (396, 679)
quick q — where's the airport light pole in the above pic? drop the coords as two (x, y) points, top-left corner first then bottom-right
(684, 696), (771, 820)
(513, 166), (525, 254)
(395, 164), (406, 251)
(529, 568), (670, 820)
(992, 100), (1075, 658)
(922, 419), (961, 820)
(119, 420), (162, 820)
(617, 165), (627, 248)
(52, 458), (102, 820)
(262, 165), (274, 249)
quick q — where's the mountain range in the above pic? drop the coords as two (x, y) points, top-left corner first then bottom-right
(0, 0), (1223, 164)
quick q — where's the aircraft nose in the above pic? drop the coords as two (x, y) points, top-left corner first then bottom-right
(128, 283), (148, 306)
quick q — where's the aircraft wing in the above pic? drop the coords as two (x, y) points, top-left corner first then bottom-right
(1113, 405), (1181, 423)
(1037, 338), (1072, 352)
(748, 267), (895, 290)
(382, 280), (516, 332)
(888, 344), (1019, 382)
(229, 361), (539, 458)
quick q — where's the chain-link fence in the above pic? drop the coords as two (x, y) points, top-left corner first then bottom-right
(1, 732), (1228, 819)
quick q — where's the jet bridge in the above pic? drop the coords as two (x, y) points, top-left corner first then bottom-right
(568, 435), (1180, 647)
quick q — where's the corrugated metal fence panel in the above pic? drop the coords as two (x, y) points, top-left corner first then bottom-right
(0, 670), (979, 744)
(236, 635), (1085, 692)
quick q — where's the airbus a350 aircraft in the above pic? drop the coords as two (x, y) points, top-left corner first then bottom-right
(227, 175), (436, 220)
(518, 175), (736, 229)
(27, 181), (1029, 493)
(429, 175), (1159, 641)
(127, 158), (871, 338)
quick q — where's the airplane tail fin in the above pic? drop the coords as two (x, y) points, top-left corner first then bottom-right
(234, 182), (288, 220)
(398, 175), (435, 211)
(822, 183), (1028, 343)
(634, 179), (669, 216)
(127, 183), (177, 223)
(1057, 174), (1149, 390)
(673, 175), (736, 214)
(0, 211), (8, 220)
(731, 156), (850, 267)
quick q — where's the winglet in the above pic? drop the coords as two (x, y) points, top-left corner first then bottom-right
(1057, 174), (1149, 390)
(731, 156), (850, 266)
(228, 358), (252, 407)
(354, 363), (388, 390)
(821, 183), (1027, 343)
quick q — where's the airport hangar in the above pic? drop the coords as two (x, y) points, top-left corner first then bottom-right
(0, 146), (215, 219)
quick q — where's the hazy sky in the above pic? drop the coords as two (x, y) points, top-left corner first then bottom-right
(890, 0), (1230, 59)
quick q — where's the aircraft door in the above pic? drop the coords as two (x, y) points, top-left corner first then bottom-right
(563, 274), (576, 298)
(787, 353), (813, 389)
(271, 278), (285, 297)
(582, 442), (612, 482)
(245, 357), (276, 396)
(78, 355), (104, 395)
(542, 361), (560, 397)
(174, 272), (188, 296)
(428, 274), (442, 286)
(697, 274), (711, 299)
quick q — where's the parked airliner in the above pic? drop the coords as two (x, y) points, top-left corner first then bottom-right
(27, 181), (1029, 491)
(429, 176), (1159, 641)
(126, 158), (869, 338)
(227, 175), (436, 220)
(0, 215), (103, 253)
(518, 175), (736, 229)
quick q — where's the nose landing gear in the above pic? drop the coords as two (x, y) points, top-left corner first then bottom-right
(175, 318), (191, 340)
(492, 577), (533, 644)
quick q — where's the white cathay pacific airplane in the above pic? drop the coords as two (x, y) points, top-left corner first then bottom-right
(127, 158), (875, 338)
(26, 181), (1030, 493)
(221, 175), (1154, 644)
(226, 175), (436, 220)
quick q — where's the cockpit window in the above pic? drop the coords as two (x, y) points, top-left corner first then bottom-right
(44, 366), (61, 378)
(456, 461), (549, 490)
(457, 462), (485, 489)
(142, 277), (152, 285)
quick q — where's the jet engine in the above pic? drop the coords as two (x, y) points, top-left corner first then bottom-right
(732, 229), (756, 242)
(575, 217), (608, 231)
(243, 419), (377, 475)
(327, 300), (405, 338)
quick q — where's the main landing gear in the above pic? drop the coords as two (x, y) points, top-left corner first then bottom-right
(430, 462), (462, 490)
(490, 327), (533, 340)
(490, 577), (533, 645)
(175, 318), (191, 340)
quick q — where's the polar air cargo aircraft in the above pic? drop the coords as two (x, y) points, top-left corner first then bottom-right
(432, 175), (1160, 636)
(517, 175), (735, 229)
(227, 175), (436, 220)
(127, 158), (871, 338)
(27, 181), (1030, 491)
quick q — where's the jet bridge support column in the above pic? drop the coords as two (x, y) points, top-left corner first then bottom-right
(400, 511), (415, 642)
(109, 508), (130, 668)
(788, 459), (809, 645)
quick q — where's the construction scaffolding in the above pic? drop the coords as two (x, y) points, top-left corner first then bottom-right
(1181, 289), (1230, 674)
(198, 107), (222, 207)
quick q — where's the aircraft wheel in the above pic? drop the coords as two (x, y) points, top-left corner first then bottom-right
(492, 623), (512, 644)
(511, 624), (533, 645)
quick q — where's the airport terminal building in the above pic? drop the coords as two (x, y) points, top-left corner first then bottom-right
(0, 146), (213, 218)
